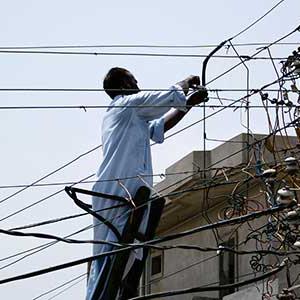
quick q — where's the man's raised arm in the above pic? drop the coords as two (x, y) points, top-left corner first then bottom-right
(164, 75), (208, 132)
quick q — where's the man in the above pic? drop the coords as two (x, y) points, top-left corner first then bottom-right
(86, 67), (208, 299)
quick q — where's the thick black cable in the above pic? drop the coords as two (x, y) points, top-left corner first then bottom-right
(3, 110), (282, 234)
(0, 204), (290, 285)
(5, 222), (300, 258)
(3, 105), (294, 235)
(0, 3), (292, 292)
(0, 69), (295, 225)
(201, 0), (288, 88)
(0, 27), (296, 296)
(130, 260), (287, 300)
(7, 178), (240, 233)
(0, 58), (296, 270)
(0, 149), (292, 269)
(0, 78), (258, 221)
(206, 24), (300, 85)
(0, 90), (238, 222)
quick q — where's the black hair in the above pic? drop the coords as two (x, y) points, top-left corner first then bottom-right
(103, 67), (130, 99)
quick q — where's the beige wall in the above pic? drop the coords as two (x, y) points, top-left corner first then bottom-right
(144, 133), (300, 299)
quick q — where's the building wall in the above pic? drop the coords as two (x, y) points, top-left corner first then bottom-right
(145, 133), (300, 299)
(147, 186), (275, 299)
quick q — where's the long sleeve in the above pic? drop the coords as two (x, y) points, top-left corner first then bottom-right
(123, 85), (187, 121)
(149, 117), (164, 143)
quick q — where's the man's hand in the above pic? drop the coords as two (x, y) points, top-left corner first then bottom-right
(187, 75), (200, 87)
(164, 79), (207, 132)
(177, 75), (200, 95)
(186, 86), (208, 107)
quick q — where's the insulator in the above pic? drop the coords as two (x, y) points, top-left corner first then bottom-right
(271, 98), (277, 104)
(293, 60), (300, 75)
(285, 157), (299, 174)
(262, 168), (277, 178)
(277, 289), (295, 300)
(283, 91), (289, 101)
(261, 92), (269, 100)
(286, 205), (300, 225)
(291, 83), (299, 93)
(276, 187), (296, 205)
(294, 240), (300, 248)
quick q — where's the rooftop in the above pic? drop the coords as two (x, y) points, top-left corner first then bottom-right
(155, 132), (299, 233)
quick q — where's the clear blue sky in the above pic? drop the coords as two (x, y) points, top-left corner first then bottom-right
(0, 0), (299, 299)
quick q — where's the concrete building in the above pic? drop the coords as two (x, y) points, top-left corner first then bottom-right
(141, 133), (300, 300)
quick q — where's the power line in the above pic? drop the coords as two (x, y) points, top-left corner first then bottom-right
(0, 171), (195, 190)
(4, 223), (300, 256)
(0, 75), (291, 224)
(0, 88), (295, 93)
(0, 173), (245, 270)
(131, 260), (287, 300)
(0, 2), (298, 296)
(0, 224), (93, 271)
(0, 174), (94, 223)
(0, 205), (290, 285)
(8, 178), (241, 232)
(0, 49), (287, 60)
(0, 89), (294, 230)
(0, 142), (288, 278)
(0, 103), (233, 222)
(0, 28), (296, 292)
(0, 128), (285, 270)
(45, 276), (86, 300)
(139, 253), (218, 291)
(229, 0), (286, 40)
(32, 273), (86, 300)
(0, 145), (100, 205)
(0, 104), (299, 111)
(206, 24), (300, 85)
(0, 88), (244, 220)
(0, 42), (297, 50)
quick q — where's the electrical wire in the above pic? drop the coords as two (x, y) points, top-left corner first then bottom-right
(0, 5), (298, 296)
(0, 145), (101, 205)
(229, 0), (286, 40)
(0, 42), (297, 50)
(45, 276), (87, 300)
(131, 260), (287, 300)
(206, 24), (300, 85)
(0, 114), (294, 274)
(0, 49), (287, 59)
(0, 88), (295, 92)
(1, 104), (300, 111)
(0, 204), (290, 285)
(32, 273), (86, 300)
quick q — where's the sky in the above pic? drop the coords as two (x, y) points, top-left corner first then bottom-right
(0, 0), (299, 299)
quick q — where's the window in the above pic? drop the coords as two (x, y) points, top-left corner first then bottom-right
(219, 239), (235, 298)
(150, 251), (163, 279)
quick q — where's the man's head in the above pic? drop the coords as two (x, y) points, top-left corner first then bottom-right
(103, 67), (140, 99)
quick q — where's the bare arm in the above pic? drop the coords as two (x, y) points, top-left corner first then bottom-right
(164, 77), (208, 132)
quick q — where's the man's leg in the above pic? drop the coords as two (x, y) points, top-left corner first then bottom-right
(118, 196), (165, 299)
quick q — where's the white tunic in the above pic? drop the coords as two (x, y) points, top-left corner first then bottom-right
(86, 86), (186, 299)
